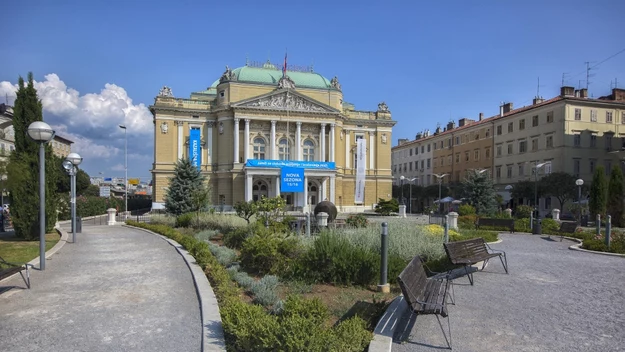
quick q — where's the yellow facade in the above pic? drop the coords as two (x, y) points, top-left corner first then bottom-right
(150, 62), (396, 212)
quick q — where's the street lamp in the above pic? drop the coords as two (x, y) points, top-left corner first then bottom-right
(505, 184), (513, 209)
(63, 153), (82, 243)
(532, 161), (551, 234)
(399, 175), (405, 205)
(27, 121), (55, 270)
(119, 125), (127, 220)
(433, 173), (449, 213)
(408, 177), (417, 214)
(576, 179), (584, 225)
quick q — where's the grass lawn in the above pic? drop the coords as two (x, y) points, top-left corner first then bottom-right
(0, 231), (60, 265)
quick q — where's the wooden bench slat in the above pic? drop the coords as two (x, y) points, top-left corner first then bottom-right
(444, 238), (508, 285)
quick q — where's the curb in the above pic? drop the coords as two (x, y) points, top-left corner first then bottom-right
(566, 237), (625, 258)
(124, 225), (226, 352)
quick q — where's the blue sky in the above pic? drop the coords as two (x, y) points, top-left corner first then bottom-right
(1, 0), (623, 181)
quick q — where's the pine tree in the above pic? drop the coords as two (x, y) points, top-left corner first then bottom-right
(607, 165), (624, 227)
(462, 170), (498, 216)
(7, 73), (59, 239)
(589, 166), (607, 219)
(164, 158), (206, 215)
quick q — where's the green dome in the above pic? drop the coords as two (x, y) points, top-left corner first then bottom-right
(231, 66), (332, 90)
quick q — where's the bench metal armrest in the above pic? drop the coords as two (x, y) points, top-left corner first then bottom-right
(484, 242), (505, 255)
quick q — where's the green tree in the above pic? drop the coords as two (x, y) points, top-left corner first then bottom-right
(234, 200), (258, 224)
(374, 198), (399, 215)
(190, 180), (212, 227)
(164, 158), (205, 215)
(607, 165), (624, 227)
(539, 172), (577, 210)
(589, 166), (607, 218)
(6, 73), (59, 239)
(55, 155), (91, 195)
(461, 169), (498, 215)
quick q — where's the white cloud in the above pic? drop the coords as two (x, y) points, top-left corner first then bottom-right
(111, 164), (125, 171)
(51, 124), (120, 159)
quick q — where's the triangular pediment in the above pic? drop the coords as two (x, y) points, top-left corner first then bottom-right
(232, 90), (339, 113)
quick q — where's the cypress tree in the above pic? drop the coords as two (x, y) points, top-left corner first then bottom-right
(164, 158), (205, 215)
(589, 166), (607, 219)
(607, 165), (624, 227)
(7, 73), (59, 239)
(462, 170), (498, 216)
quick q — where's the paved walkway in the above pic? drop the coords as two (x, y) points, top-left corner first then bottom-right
(0, 225), (202, 352)
(392, 234), (625, 352)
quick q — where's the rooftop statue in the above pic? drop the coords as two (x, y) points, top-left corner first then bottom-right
(377, 101), (389, 112)
(158, 86), (173, 97)
(330, 76), (341, 91)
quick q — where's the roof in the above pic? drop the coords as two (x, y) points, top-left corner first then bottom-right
(231, 65), (333, 90)
(53, 134), (74, 144)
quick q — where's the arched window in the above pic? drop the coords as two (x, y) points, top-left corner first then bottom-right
(253, 137), (266, 159)
(278, 138), (289, 160)
(303, 139), (315, 161)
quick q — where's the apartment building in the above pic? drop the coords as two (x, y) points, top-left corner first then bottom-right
(391, 130), (434, 186)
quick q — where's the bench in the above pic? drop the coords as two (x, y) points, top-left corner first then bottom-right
(549, 221), (578, 242)
(443, 238), (508, 286)
(0, 256), (31, 289)
(475, 218), (515, 233)
(397, 256), (453, 349)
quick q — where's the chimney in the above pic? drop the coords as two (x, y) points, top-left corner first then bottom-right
(613, 88), (625, 101)
(446, 121), (455, 131)
(579, 88), (588, 98)
(415, 132), (422, 140)
(398, 138), (409, 146)
(458, 118), (466, 127)
(435, 126), (441, 135)
(500, 102), (513, 115)
(479, 112), (484, 121)
(533, 97), (545, 105)
(560, 86), (575, 97)
(499, 102), (504, 117)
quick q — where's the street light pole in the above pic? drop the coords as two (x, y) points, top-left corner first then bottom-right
(576, 179), (584, 226)
(399, 175), (405, 205)
(119, 125), (128, 220)
(27, 121), (55, 271)
(63, 153), (83, 243)
(533, 161), (550, 233)
(408, 178), (417, 214)
(433, 173), (449, 213)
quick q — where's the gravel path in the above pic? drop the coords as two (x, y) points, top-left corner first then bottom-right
(392, 234), (625, 352)
(0, 225), (202, 352)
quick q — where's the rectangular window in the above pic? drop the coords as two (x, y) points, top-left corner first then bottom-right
(546, 135), (554, 148)
(606, 111), (613, 123)
(421, 160), (424, 169)
(455, 153), (460, 163)
(474, 149), (479, 161)
(575, 108), (581, 121)
(485, 147), (491, 158)
(507, 165), (513, 178)
(532, 138), (538, 152)
(434, 143), (437, 150)
(606, 160), (612, 175)
(573, 159), (580, 177)
(508, 122), (513, 133)
(427, 144), (431, 152)
(496, 166), (502, 179)
(465, 151), (469, 162)
(421, 146), (424, 153)
(519, 119), (525, 130)
(448, 138), (452, 148)
(574, 134), (581, 147)
(456, 136), (460, 145)
(507, 144), (513, 155)
(409, 162), (413, 171)
(532, 115), (539, 127)
(590, 135), (597, 147)
(497, 125), (502, 135)
(547, 111), (554, 123)
(590, 109), (597, 122)
(415, 147), (419, 155)
(518, 164), (524, 176)
(409, 149), (413, 156)
(590, 159), (596, 173)
(440, 141), (444, 149)
(519, 140), (527, 153)
(486, 129), (490, 137)
(622, 112), (625, 124)
(447, 155), (452, 165)
(606, 134), (613, 151)
(497, 145), (502, 157)
(622, 137), (625, 150)
(426, 158), (431, 169)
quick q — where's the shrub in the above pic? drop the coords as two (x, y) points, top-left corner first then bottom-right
(515, 205), (533, 219)
(540, 218), (560, 235)
(233, 271), (255, 289)
(223, 223), (255, 249)
(240, 231), (303, 276)
(195, 229), (220, 242)
(346, 214), (369, 228)
(458, 204), (476, 216)
(458, 215), (477, 229)
(176, 213), (194, 228)
(374, 198), (399, 215)
(208, 242), (237, 267)
(149, 214), (176, 227)
(250, 275), (280, 307)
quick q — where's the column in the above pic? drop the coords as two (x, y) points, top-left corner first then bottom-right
(243, 119), (250, 162)
(319, 123), (326, 162)
(206, 122), (213, 165)
(245, 174), (253, 201)
(270, 120), (276, 159)
(233, 118), (240, 163)
(329, 123), (335, 162)
(303, 175), (308, 211)
(345, 130), (350, 169)
(275, 176), (280, 197)
(369, 132), (375, 171)
(296, 122), (302, 161)
(321, 178), (327, 201)
(330, 176), (336, 203)
(176, 121), (184, 159)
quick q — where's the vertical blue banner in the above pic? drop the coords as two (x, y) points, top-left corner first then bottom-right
(281, 167), (305, 192)
(189, 128), (201, 169)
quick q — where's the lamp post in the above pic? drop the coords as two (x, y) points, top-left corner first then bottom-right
(118, 125), (127, 220)
(505, 184), (513, 209)
(433, 173), (449, 213)
(27, 121), (55, 270)
(533, 161), (551, 234)
(576, 179), (584, 226)
(408, 178), (417, 214)
(399, 175), (405, 205)
(63, 153), (83, 243)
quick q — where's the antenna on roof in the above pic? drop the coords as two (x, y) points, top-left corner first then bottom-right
(311, 58), (314, 72)
(561, 72), (568, 86)
(536, 77), (544, 98)
(245, 53), (249, 66)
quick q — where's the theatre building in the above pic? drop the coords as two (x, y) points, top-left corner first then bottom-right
(150, 61), (396, 212)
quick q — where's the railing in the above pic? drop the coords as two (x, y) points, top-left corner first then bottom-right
(428, 213), (446, 226)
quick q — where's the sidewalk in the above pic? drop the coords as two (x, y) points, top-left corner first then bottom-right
(0, 225), (204, 352)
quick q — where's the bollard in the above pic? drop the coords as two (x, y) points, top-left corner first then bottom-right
(306, 212), (311, 236)
(605, 215), (611, 249)
(596, 214), (601, 237)
(444, 215), (450, 243)
(378, 222), (390, 293)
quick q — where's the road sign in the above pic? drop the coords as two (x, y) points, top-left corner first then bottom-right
(99, 186), (111, 197)
(280, 167), (304, 193)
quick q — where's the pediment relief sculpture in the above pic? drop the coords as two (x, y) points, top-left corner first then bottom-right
(237, 91), (333, 113)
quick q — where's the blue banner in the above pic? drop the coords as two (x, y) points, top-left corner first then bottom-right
(247, 159), (335, 170)
(281, 167), (305, 193)
(189, 128), (201, 169)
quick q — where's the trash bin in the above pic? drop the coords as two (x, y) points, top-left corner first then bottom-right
(581, 215), (589, 227)
(532, 219), (542, 235)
